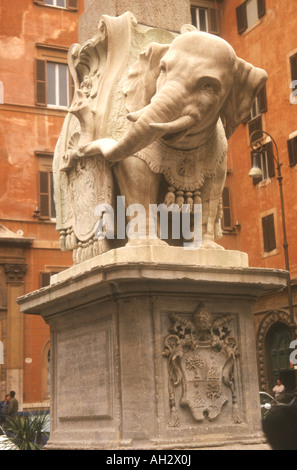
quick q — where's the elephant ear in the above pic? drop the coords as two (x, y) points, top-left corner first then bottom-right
(123, 42), (170, 112)
(220, 58), (268, 139)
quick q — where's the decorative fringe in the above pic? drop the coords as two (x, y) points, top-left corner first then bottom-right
(164, 186), (202, 214)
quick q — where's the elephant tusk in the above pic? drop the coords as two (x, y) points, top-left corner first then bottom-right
(149, 115), (196, 134)
(127, 105), (151, 122)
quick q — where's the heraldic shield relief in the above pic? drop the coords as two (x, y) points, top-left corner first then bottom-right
(163, 302), (242, 426)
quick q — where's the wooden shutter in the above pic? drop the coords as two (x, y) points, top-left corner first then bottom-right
(266, 142), (275, 178)
(262, 214), (276, 252)
(39, 171), (50, 218)
(209, 8), (219, 34)
(40, 272), (51, 288)
(258, 85), (267, 114)
(35, 59), (47, 106)
(257, 0), (266, 19)
(222, 187), (232, 230)
(287, 137), (297, 166)
(66, 0), (78, 10)
(236, 2), (247, 35)
(290, 54), (297, 82)
(248, 115), (262, 141)
(191, 6), (197, 27)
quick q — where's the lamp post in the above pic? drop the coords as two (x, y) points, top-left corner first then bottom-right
(249, 130), (295, 334)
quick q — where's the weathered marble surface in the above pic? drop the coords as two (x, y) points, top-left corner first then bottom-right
(18, 248), (286, 450)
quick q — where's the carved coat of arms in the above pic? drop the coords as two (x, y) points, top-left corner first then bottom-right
(163, 303), (242, 426)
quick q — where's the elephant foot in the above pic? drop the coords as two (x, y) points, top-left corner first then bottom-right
(201, 235), (224, 250)
(126, 238), (168, 248)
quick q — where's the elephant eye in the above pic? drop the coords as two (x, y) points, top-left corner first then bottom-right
(201, 83), (215, 93)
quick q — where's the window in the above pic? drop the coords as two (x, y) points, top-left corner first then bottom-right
(36, 59), (71, 108)
(287, 135), (297, 166)
(290, 53), (297, 82)
(33, 0), (78, 11)
(191, 2), (219, 34)
(251, 141), (275, 185)
(47, 62), (69, 107)
(39, 171), (56, 219)
(245, 85), (267, 142)
(262, 213), (276, 253)
(35, 151), (56, 220)
(35, 44), (74, 108)
(236, 0), (266, 34)
(40, 271), (59, 287)
(221, 187), (232, 230)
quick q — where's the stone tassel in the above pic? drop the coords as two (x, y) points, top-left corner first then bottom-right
(175, 190), (184, 210)
(164, 186), (176, 207)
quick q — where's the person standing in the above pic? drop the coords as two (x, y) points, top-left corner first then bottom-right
(272, 379), (285, 399)
(7, 391), (18, 416)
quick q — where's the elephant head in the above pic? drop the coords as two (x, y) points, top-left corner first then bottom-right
(81, 31), (267, 161)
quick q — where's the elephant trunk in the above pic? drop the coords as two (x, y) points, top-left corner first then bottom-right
(97, 82), (190, 162)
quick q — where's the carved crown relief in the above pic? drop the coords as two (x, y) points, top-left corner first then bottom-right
(163, 303), (242, 426)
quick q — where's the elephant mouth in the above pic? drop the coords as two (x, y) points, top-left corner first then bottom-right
(149, 114), (196, 144)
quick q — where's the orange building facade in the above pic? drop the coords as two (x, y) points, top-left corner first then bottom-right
(0, 0), (296, 408)
(216, 0), (297, 393)
(0, 0), (83, 408)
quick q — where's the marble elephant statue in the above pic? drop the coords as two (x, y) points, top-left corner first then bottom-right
(79, 31), (267, 248)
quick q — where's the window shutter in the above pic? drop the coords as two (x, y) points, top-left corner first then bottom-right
(257, 0), (266, 19)
(191, 6), (197, 27)
(40, 272), (51, 288)
(248, 115), (262, 142)
(287, 137), (297, 166)
(290, 54), (297, 82)
(39, 171), (50, 218)
(262, 214), (276, 253)
(236, 2), (248, 35)
(266, 142), (275, 178)
(209, 8), (219, 34)
(66, 0), (78, 10)
(35, 59), (47, 106)
(222, 187), (232, 229)
(258, 85), (267, 114)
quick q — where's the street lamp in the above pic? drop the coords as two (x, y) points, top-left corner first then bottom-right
(249, 130), (295, 334)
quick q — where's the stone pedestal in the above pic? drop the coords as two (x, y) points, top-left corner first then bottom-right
(18, 247), (287, 450)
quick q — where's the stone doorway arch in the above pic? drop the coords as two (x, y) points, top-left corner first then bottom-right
(257, 310), (295, 394)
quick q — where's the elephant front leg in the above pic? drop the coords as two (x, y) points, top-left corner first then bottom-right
(201, 168), (226, 250)
(113, 157), (168, 246)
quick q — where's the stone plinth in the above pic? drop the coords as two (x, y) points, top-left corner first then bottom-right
(18, 247), (287, 450)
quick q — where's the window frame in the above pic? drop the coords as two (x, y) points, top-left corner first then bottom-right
(221, 186), (233, 231)
(190, 1), (219, 34)
(33, 0), (78, 11)
(236, 0), (266, 35)
(251, 141), (275, 185)
(35, 152), (56, 221)
(261, 212), (277, 254)
(287, 135), (297, 167)
(35, 44), (73, 109)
